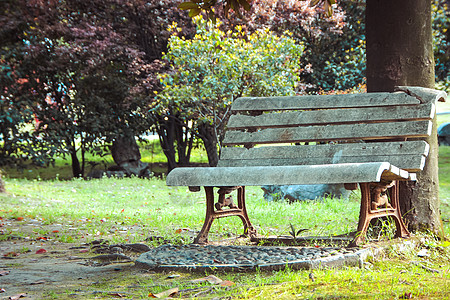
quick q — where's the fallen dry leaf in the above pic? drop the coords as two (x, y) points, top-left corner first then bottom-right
(149, 287), (179, 298)
(191, 275), (223, 285)
(108, 292), (126, 298)
(30, 280), (46, 285)
(36, 248), (47, 254)
(220, 280), (235, 287)
(0, 270), (10, 276)
(9, 293), (27, 300)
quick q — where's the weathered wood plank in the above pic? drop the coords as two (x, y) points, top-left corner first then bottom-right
(217, 155), (425, 172)
(395, 86), (447, 103)
(231, 92), (421, 112)
(220, 141), (429, 160)
(166, 162), (411, 187)
(227, 103), (435, 129)
(222, 121), (432, 145)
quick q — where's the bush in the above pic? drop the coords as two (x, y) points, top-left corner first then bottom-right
(157, 16), (304, 165)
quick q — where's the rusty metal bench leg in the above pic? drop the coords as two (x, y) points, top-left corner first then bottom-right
(235, 186), (257, 239)
(350, 181), (410, 247)
(193, 186), (256, 244)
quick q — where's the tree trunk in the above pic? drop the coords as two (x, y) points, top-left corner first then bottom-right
(366, 0), (444, 235)
(156, 116), (179, 172)
(198, 122), (219, 167)
(0, 170), (6, 193)
(111, 130), (149, 177)
(70, 145), (82, 178)
(156, 112), (195, 172)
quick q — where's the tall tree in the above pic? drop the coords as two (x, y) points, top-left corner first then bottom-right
(366, 0), (443, 235)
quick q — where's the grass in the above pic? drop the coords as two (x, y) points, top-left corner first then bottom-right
(1, 124), (450, 299)
(0, 177), (362, 244)
(31, 245), (450, 299)
(0, 146), (449, 299)
(1, 138), (209, 180)
(437, 98), (450, 126)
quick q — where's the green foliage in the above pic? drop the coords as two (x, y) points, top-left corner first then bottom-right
(432, 0), (450, 91)
(302, 0), (366, 92)
(158, 16), (303, 144)
(0, 1), (154, 176)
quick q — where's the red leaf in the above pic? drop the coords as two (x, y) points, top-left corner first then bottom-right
(400, 292), (413, 299)
(52, 230), (59, 233)
(3, 252), (19, 257)
(36, 249), (47, 254)
(16, 217), (24, 221)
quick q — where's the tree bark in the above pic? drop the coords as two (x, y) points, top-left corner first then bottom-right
(0, 170), (6, 193)
(366, 0), (444, 236)
(197, 122), (219, 167)
(111, 130), (149, 177)
(69, 138), (82, 178)
(156, 116), (178, 172)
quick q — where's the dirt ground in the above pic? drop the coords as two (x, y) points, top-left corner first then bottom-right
(0, 236), (150, 299)
(0, 217), (165, 300)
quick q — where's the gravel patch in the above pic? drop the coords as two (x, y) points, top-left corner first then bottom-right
(135, 244), (372, 272)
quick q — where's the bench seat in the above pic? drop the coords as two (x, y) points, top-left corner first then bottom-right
(166, 162), (413, 187)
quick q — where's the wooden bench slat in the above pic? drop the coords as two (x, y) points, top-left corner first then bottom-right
(231, 92), (420, 112)
(220, 141), (429, 160)
(218, 155), (425, 172)
(222, 120), (432, 145)
(227, 103), (435, 129)
(166, 162), (411, 187)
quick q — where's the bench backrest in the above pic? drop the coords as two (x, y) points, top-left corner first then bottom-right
(217, 87), (446, 172)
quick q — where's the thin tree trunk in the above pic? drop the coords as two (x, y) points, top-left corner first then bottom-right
(156, 116), (178, 172)
(0, 170), (6, 193)
(198, 122), (219, 167)
(366, 0), (443, 235)
(69, 138), (82, 178)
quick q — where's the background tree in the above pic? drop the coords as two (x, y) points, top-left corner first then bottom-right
(0, 0), (48, 167)
(208, 0), (363, 92)
(1, 0), (191, 176)
(157, 17), (303, 169)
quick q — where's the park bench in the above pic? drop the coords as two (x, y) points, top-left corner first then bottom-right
(166, 86), (447, 246)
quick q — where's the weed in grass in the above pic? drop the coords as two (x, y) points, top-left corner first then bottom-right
(42, 290), (59, 299)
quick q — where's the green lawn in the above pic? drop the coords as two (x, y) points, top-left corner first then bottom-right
(1, 121), (449, 299)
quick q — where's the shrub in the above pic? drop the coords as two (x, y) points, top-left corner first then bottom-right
(157, 16), (304, 165)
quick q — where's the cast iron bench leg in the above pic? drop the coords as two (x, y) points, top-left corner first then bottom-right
(350, 181), (410, 247)
(193, 186), (257, 244)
